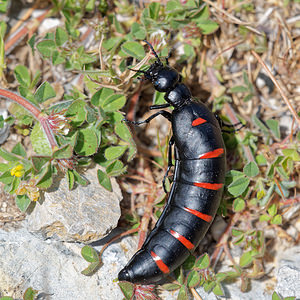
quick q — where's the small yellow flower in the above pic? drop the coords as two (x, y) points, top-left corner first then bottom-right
(16, 179), (40, 202)
(15, 185), (27, 195)
(10, 165), (24, 177)
(27, 189), (40, 202)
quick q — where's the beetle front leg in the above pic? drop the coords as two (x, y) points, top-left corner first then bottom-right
(150, 103), (171, 110)
(123, 110), (172, 125)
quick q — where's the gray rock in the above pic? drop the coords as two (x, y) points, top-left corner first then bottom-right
(196, 287), (218, 300)
(275, 246), (300, 299)
(210, 216), (227, 242)
(4, 227), (299, 300)
(26, 168), (122, 242)
(0, 226), (137, 299)
(282, 203), (300, 221)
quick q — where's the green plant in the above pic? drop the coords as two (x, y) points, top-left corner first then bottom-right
(0, 287), (38, 300)
(1, 0), (299, 299)
(81, 245), (102, 276)
(0, 0), (224, 210)
(272, 291), (296, 300)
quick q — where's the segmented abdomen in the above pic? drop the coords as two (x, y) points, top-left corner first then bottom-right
(118, 101), (226, 284)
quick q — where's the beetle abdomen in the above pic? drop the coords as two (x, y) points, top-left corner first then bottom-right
(118, 101), (226, 284)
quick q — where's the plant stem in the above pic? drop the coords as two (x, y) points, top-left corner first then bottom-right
(191, 288), (203, 300)
(0, 88), (58, 150)
(0, 88), (41, 118)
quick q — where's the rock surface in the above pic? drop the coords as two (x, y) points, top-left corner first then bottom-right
(1, 226), (299, 300)
(0, 225), (137, 300)
(275, 246), (300, 299)
(26, 168), (122, 242)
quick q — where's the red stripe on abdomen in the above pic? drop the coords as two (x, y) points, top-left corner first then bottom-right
(150, 251), (170, 274)
(169, 230), (194, 250)
(199, 148), (224, 159)
(183, 207), (213, 222)
(192, 117), (207, 126)
(193, 182), (223, 190)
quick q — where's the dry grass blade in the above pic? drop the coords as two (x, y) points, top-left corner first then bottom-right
(251, 50), (300, 128)
(203, 0), (263, 35)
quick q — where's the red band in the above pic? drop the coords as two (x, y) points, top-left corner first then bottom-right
(170, 230), (194, 250)
(150, 251), (170, 274)
(199, 148), (224, 159)
(193, 182), (223, 190)
(192, 117), (207, 126)
(183, 207), (213, 222)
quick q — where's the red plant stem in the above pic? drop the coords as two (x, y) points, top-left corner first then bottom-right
(274, 177), (286, 202)
(281, 194), (300, 206)
(40, 116), (59, 150)
(0, 88), (58, 150)
(5, 9), (50, 53)
(0, 88), (41, 118)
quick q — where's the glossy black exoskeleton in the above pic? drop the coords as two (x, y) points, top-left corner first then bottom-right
(118, 41), (226, 284)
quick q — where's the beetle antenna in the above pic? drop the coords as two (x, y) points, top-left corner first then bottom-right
(143, 40), (161, 63)
(128, 67), (146, 74)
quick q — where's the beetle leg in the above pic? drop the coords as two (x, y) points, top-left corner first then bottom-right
(162, 136), (174, 193)
(150, 103), (171, 110)
(123, 110), (172, 125)
(215, 114), (245, 133)
(165, 45), (174, 65)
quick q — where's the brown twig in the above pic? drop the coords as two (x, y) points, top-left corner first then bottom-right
(137, 144), (162, 158)
(203, 0), (262, 35)
(212, 39), (245, 64)
(251, 50), (300, 128)
(211, 214), (238, 270)
(137, 163), (157, 249)
(124, 174), (153, 185)
(273, 177), (286, 202)
(5, 9), (51, 53)
(99, 227), (139, 257)
(191, 287), (203, 300)
(98, 34), (105, 70)
(126, 82), (143, 122)
(7, 0), (41, 36)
